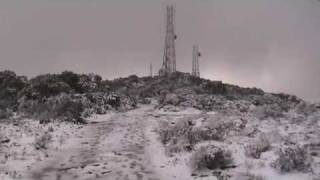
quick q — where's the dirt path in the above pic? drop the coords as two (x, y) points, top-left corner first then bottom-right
(27, 105), (163, 180)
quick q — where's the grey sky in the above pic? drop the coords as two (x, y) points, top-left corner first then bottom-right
(0, 0), (320, 100)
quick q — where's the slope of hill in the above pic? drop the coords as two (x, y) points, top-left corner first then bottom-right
(1, 70), (319, 180)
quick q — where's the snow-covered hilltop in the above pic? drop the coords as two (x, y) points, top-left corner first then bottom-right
(0, 70), (319, 180)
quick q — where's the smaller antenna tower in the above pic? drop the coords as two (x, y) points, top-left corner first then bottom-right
(192, 45), (201, 77)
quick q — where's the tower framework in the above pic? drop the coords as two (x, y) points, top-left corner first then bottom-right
(159, 5), (177, 76)
(192, 45), (201, 77)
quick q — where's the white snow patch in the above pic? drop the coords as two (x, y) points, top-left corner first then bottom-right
(156, 107), (202, 115)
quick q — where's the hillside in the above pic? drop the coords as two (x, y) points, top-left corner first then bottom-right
(0, 70), (320, 180)
(0, 70), (306, 123)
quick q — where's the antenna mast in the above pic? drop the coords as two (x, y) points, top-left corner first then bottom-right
(159, 5), (177, 76)
(192, 45), (201, 77)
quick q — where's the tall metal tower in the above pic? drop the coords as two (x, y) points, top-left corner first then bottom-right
(192, 45), (201, 77)
(159, 5), (177, 76)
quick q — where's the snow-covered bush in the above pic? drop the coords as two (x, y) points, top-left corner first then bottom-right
(159, 114), (245, 153)
(199, 121), (237, 141)
(34, 131), (52, 150)
(199, 114), (246, 141)
(196, 126), (225, 141)
(272, 145), (311, 172)
(119, 95), (137, 110)
(191, 145), (233, 170)
(245, 135), (271, 159)
(159, 119), (200, 153)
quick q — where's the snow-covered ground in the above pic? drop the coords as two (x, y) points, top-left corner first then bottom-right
(0, 104), (319, 180)
(0, 105), (194, 180)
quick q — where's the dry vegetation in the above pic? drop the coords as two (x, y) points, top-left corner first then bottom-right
(34, 131), (53, 150)
(245, 134), (271, 159)
(272, 145), (312, 172)
(191, 145), (233, 171)
(1, 70), (319, 179)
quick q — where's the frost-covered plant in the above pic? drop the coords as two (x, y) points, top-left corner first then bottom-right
(191, 145), (233, 171)
(272, 145), (311, 172)
(198, 121), (235, 141)
(34, 131), (52, 150)
(159, 115), (244, 154)
(159, 119), (200, 153)
(199, 115), (246, 141)
(245, 135), (271, 159)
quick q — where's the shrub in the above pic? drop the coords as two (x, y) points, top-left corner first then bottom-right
(20, 74), (71, 99)
(50, 94), (85, 123)
(272, 145), (311, 172)
(191, 145), (233, 171)
(19, 93), (85, 123)
(0, 70), (27, 110)
(78, 73), (103, 93)
(106, 93), (121, 110)
(159, 114), (245, 154)
(159, 118), (201, 153)
(198, 114), (246, 141)
(19, 72), (106, 100)
(59, 71), (82, 93)
(123, 96), (137, 110)
(245, 135), (271, 159)
(34, 131), (52, 150)
(197, 121), (233, 141)
(85, 92), (110, 114)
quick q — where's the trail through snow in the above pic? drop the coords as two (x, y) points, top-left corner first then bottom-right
(25, 105), (192, 180)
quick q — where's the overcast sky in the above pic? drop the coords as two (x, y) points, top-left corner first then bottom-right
(0, 0), (320, 101)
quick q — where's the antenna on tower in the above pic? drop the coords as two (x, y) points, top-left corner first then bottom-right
(159, 5), (177, 76)
(192, 45), (201, 77)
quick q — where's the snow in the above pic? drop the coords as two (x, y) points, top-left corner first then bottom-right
(255, 167), (313, 180)
(156, 107), (203, 115)
(145, 120), (193, 180)
(1, 104), (319, 180)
